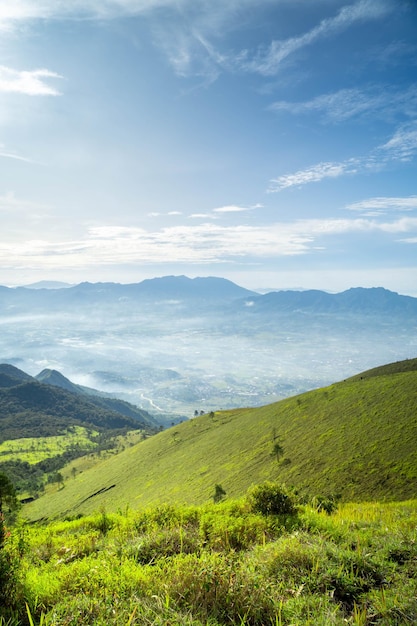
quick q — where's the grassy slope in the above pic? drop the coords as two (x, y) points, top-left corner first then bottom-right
(24, 363), (417, 520)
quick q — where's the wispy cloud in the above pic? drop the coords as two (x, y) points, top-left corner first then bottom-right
(269, 85), (417, 123)
(189, 213), (215, 219)
(269, 160), (361, 191)
(0, 149), (35, 163)
(243, 0), (393, 76)
(0, 1), (394, 87)
(346, 196), (417, 214)
(1, 214), (416, 271)
(147, 210), (183, 217)
(380, 123), (417, 161)
(0, 0), (262, 24)
(213, 204), (261, 213)
(0, 66), (63, 95)
(269, 121), (417, 191)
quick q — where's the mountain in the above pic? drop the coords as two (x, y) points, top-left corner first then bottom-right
(240, 286), (417, 315)
(23, 358), (417, 521)
(22, 281), (73, 289)
(133, 275), (256, 300)
(35, 368), (158, 427)
(1, 278), (416, 416)
(2, 278), (415, 313)
(0, 275), (256, 312)
(0, 364), (157, 441)
(0, 363), (34, 387)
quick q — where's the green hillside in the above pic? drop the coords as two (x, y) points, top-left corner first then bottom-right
(0, 379), (144, 442)
(346, 356), (417, 381)
(24, 359), (417, 521)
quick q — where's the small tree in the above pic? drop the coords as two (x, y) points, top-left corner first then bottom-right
(272, 441), (284, 463)
(213, 484), (226, 503)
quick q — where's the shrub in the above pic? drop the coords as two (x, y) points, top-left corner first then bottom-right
(310, 495), (339, 515)
(248, 482), (297, 516)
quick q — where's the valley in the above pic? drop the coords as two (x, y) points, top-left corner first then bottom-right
(0, 280), (416, 625)
(1, 278), (416, 419)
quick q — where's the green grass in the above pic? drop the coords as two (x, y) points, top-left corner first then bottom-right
(2, 496), (417, 625)
(0, 427), (98, 465)
(23, 362), (417, 521)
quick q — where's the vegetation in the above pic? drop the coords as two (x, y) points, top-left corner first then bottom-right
(0, 491), (416, 625)
(0, 358), (416, 623)
(0, 365), (158, 500)
(0, 427), (98, 465)
(23, 360), (417, 521)
(0, 379), (145, 441)
(0, 429), (145, 501)
(0, 472), (17, 515)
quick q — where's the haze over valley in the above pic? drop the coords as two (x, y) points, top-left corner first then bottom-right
(1, 276), (416, 420)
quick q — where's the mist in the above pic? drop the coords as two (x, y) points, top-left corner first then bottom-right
(1, 280), (416, 418)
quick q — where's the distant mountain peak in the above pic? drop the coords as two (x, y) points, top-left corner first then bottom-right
(22, 281), (73, 289)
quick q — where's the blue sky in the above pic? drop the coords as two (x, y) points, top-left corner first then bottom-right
(1, 0), (417, 294)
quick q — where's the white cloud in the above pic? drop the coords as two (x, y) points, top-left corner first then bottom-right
(269, 122), (417, 191)
(0, 66), (63, 95)
(0, 0), (278, 31)
(0, 149), (35, 163)
(269, 85), (417, 123)
(380, 123), (417, 161)
(1, 214), (416, 271)
(269, 160), (359, 191)
(213, 204), (253, 213)
(244, 0), (393, 76)
(148, 210), (183, 217)
(346, 196), (417, 213)
(1, 1), (393, 84)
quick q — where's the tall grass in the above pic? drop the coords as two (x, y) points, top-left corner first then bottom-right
(2, 491), (416, 625)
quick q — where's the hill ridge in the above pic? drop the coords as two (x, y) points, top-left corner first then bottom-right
(0, 363), (158, 441)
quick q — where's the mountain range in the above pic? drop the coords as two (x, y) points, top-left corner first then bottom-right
(1, 276), (416, 417)
(1, 276), (416, 315)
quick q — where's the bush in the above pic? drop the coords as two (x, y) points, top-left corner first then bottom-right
(310, 494), (339, 515)
(248, 482), (296, 516)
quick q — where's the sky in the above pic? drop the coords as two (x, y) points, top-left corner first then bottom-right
(1, 0), (417, 294)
